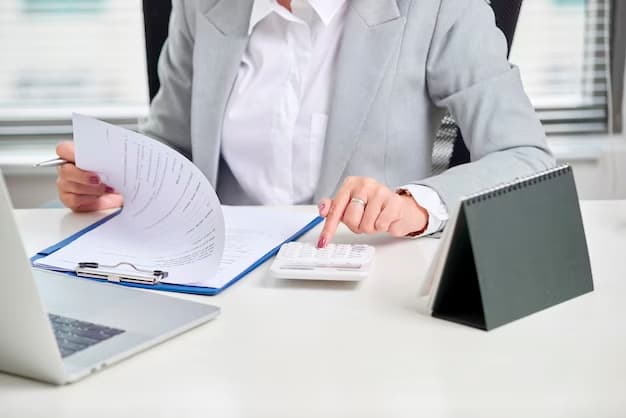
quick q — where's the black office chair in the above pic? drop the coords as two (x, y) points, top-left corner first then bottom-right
(142, 0), (524, 170)
(142, 0), (172, 102)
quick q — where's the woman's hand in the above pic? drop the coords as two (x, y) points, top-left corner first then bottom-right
(55, 141), (123, 212)
(317, 177), (428, 248)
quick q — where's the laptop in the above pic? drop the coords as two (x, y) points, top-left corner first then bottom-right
(0, 172), (220, 384)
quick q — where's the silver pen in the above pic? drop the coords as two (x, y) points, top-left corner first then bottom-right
(33, 157), (70, 168)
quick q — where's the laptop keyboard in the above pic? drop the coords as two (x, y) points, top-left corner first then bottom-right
(48, 314), (125, 358)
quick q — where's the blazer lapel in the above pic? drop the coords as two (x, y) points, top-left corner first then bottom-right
(191, 0), (252, 187)
(315, 0), (406, 200)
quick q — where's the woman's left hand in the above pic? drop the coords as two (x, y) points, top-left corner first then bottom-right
(317, 176), (429, 248)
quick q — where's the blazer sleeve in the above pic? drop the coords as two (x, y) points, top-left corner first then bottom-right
(139, 0), (195, 158)
(414, 0), (556, 210)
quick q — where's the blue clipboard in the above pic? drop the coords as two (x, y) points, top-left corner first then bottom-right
(31, 211), (323, 296)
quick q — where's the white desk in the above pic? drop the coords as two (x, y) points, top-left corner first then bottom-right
(1, 202), (625, 418)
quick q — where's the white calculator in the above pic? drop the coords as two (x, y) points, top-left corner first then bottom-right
(270, 242), (375, 281)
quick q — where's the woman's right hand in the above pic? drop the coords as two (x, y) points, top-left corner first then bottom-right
(56, 141), (123, 212)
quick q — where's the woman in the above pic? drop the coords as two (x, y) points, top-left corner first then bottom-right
(55, 0), (554, 248)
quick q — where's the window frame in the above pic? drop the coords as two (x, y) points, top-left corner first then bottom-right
(611, 0), (626, 134)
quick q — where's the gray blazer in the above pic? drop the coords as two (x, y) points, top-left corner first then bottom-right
(142, 0), (555, 209)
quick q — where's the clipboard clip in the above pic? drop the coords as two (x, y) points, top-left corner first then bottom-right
(75, 262), (168, 285)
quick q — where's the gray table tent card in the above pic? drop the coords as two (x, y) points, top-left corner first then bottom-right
(429, 165), (594, 330)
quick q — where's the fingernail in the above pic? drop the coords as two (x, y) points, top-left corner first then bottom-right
(317, 236), (327, 249)
(89, 176), (99, 184)
(318, 202), (325, 211)
(105, 186), (115, 193)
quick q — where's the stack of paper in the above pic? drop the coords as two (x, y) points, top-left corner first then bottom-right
(33, 115), (320, 291)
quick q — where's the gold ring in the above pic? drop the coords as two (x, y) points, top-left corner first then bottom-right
(350, 197), (366, 207)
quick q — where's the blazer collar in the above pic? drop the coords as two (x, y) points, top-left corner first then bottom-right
(249, 0), (348, 33)
(202, 0), (254, 37)
(202, 0), (401, 36)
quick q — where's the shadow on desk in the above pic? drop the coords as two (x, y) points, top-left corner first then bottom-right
(259, 277), (361, 291)
(0, 373), (50, 388)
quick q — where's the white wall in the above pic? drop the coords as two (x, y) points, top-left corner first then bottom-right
(4, 171), (59, 208)
(554, 137), (626, 200)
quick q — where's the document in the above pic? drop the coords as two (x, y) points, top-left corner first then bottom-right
(34, 114), (317, 288)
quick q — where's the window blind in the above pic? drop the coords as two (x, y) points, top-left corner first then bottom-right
(0, 0), (149, 137)
(510, 0), (611, 135)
